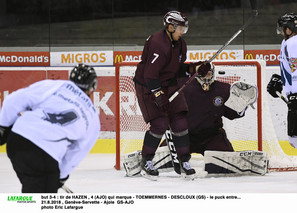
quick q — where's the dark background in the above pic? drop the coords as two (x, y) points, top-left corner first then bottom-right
(0, 0), (296, 49)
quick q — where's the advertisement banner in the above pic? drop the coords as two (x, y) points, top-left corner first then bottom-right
(0, 70), (46, 112)
(50, 51), (113, 66)
(0, 52), (50, 66)
(113, 51), (142, 64)
(93, 76), (116, 131)
(47, 70), (69, 80)
(0, 68), (116, 132)
(244, 50), (280, 65)
(187, 50), (243, 61)
(0, 70), (46, 93)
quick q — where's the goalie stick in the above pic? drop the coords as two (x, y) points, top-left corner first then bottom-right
(169, 0), (258, 102)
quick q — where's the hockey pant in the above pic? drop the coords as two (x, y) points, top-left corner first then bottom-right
(6, 132), (60, 193)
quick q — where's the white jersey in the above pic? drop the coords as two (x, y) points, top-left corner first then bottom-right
(279, 35), (297, 96)
(0, 79), (100, 178)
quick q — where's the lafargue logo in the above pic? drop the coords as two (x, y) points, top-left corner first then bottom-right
(7, 195), (36, 203)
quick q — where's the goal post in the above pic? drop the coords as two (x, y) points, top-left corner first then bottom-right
(115, 60), (297, 171)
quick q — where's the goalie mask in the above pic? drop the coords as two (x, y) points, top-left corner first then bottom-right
(277, 13), (297, 39)
(70, 63), (97, 93)
(196, 63), (215, 91)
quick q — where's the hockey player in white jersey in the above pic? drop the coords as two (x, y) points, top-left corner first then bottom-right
(0, 64), (100, 193)
(267, 13), (297, 148)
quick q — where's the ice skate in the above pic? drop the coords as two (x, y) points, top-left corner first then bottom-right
(140, 156), (159, 181)
(180, 155), (196, 180)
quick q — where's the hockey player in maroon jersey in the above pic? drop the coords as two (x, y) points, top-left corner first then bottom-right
(134, 11), (210, 180)
(179, 62), (245, 155)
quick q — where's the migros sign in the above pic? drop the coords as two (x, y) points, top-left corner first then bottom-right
(187, 50), (243, 61)
(50, 51), (113, 66)
(61, 53), (107, 63)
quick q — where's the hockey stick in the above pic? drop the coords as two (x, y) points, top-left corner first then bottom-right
(276, 91), (288, 104)
(169, 0), (258, 102)
(62, 185), (73, 193)
(164, 130), (181, 174)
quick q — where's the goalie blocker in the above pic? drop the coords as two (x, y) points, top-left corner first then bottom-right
(122, 147), (268, 177)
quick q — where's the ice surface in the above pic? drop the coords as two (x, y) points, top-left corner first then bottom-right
(1, 153), (296, 194)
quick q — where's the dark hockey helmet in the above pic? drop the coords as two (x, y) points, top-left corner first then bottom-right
(277, 13), (297, 34)
(69, 63), (97, 92)
(163, 11), (188, 33)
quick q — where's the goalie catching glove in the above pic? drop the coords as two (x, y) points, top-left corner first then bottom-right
(267, 74), (283, 98)
(224, 81), (258, 113)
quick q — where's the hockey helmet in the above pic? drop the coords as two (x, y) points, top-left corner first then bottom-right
(163, 11), (188, 34)
(70, 63), (97, 92)
(277, 13), (297, 35)
(196, 62), (215, 91)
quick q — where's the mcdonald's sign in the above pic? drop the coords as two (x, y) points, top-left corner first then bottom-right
(245, 53), (254, 60)
(114, 54), (124, 64)
(244, 50), (280, 65)
(113, 51), (142, 65)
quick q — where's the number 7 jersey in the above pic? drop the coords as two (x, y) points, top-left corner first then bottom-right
(134, 29), (187, 88)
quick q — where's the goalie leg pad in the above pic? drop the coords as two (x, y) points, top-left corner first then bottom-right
(122, 151), (142, 177)
(204, 150), (268, 176)
(152, 146), (174, 173)
(122, 146), (174, 177)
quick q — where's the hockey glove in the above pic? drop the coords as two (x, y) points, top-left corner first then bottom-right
(58, 175), (69, 188)
(267, 74), (283, 98)
(152, 89), (169, 112)
(189, 61), (211, 77)
(0, 126), (12, 146)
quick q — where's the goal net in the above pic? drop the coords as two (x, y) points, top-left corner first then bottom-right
(115, 60), (297, 171)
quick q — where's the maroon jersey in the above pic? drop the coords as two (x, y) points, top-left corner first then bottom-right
(178, 78), (241, 154)
(179, 78), (242, 134)
(134, 30), (187, 90)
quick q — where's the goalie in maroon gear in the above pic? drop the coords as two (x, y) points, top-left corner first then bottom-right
(178, 62), (245, 155)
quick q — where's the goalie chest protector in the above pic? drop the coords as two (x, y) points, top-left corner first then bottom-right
(179, 79), (241, 133)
